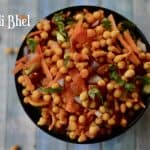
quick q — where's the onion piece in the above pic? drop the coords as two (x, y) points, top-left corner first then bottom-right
(95, 111), (102, 117)
(91, 20), (100, 27)
(91, 61), (99, 70)
(23, 46), (29, 56)
(58, 78), (64, 87)
(88, 75), (101, 84)
(137, 40), (146, 52)
(74, 96), (81, 104)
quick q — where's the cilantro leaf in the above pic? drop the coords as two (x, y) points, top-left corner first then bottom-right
(88, 87), (103, 104)
(64, 55), (70, 66)
(124, 83), (135, 92)
(27, 38), (38, 53)
(101, 18), (112, 31)
(39, 87), (62, 94)
(136, 75), (150, 85)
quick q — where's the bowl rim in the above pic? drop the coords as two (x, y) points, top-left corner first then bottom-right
(15, 5), (149, 144)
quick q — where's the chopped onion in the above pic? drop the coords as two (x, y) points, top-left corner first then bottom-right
(95, 111), (102, 117)
(23, 46), (28, 55)
(92, 20), (100, 27)
(88, 75), (101, 84)
(58, 78), (64, 87)
(137, 40), (146, 51)
(74, 96), (81, 104)
(91, 61), (99, 70)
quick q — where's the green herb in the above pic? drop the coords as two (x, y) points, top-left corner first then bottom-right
(52, 11), (68, 41)
(56, 31), (65, 42)
(64, 55), (70, 66)
(66, 17), (76, 25)
(136, 75), (150, 85)
(101, 18), (112, 31)
(109, 65), (135, 92)
(39, 87), (62, 94)
(27, 38), (38, 53)
(124, 83), (135, 92)
(88, 87), (103, 104)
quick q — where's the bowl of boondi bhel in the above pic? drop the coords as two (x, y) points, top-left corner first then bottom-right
(13, 6), (150, 143)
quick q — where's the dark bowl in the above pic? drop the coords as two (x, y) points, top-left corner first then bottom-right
(15, 5), (150, 144)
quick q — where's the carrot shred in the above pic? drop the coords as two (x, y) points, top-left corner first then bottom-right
(41, 59), (52, 80)
(48, 112), (56, 131)
(129, 53), (141, 66)
(16, 56), (28, 65)
(24, 75), (35, 91)
(28, 31), (41, 37)
(123, 30), (140, 55)
(108, 14), (118, 31)
(12, 63), (24, 74)
(28, 98), (49, 107)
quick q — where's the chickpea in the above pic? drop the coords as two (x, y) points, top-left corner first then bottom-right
(131, 92), (138, 99)
(95, 118), (103, 125)
(36, 22), (43, 30)
(68, 122), (77, 131)
(146, 73), (150, 78)
(120, 118), (127, 127)
(111, 30), (119, 38)
(124, 69), (135, 78)
(80, 69), (89, 78)
(92, 50), (106, 58)
(22, 88), (29, 96)
(107, 52), (115, 60)
(44, 49), (52, 56)
(102, 113), (110, 121)
(93, 11), (101, 19)
(117, 61), (126, 69)
(69, 115), (77, 122)
(120, 103), (126, 113)
(78, 115), (86, 124)
(59, 66), (67, 74)
(139, 52), (145, 59)
(61, 42), (70, 49)
(40, 31), (48, 39)
(10, 144), (20, 150)
(81, 100), (89, 108)
(144, 62), (150, 70)
(108, 118), (116, 126)
(43, 22), (51, 31)
(81, 47), (89, 55)
(37, 117), (47, 125)
(113, 88), (122, 98)
(146, 53), (150, 60)
(97, 79), (106, 87)
(69, 131), (77, 140)
(31, 90), (41, 100)
(85, 13), (95, 24)
(45, 58), (52, 66)
(134, 104), (140, 111)
(106, 38), (113, 46)
(23, 96), (30, 104)
(87, 29), (96, 38)
(89, 100), (97, 109)
(89, 124), (99, 135)
(75, 13), (84, 21)
(65, 75), (72, 82)
(91, 41), (100, 49)
(52, 106), (59, 113)
(51, 83), (59, 89)
(56, 59), (64, 68)
(80, 91), (88, 101)
(103, 31), (111, 39)
(99, 39), (106, 47)
(78, 133), (87, 142)
(17, 75), (24, 84)
(128, 64), (135, 70)
(95, 25), (104, 35)
(50, 67), (57, 76)
(107, 81), (115, 91)
(52, 55), (60, 62)
(108, 46), (117, 52)
(53, 95), (61, 105)
(66, 61), (74, 69)
(43, 94), (51, 102)
(126, 100), (133, 108)
(55, 120), (62, 129)
(54, 48), (62, 56)
(99, 106), (106, 113)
